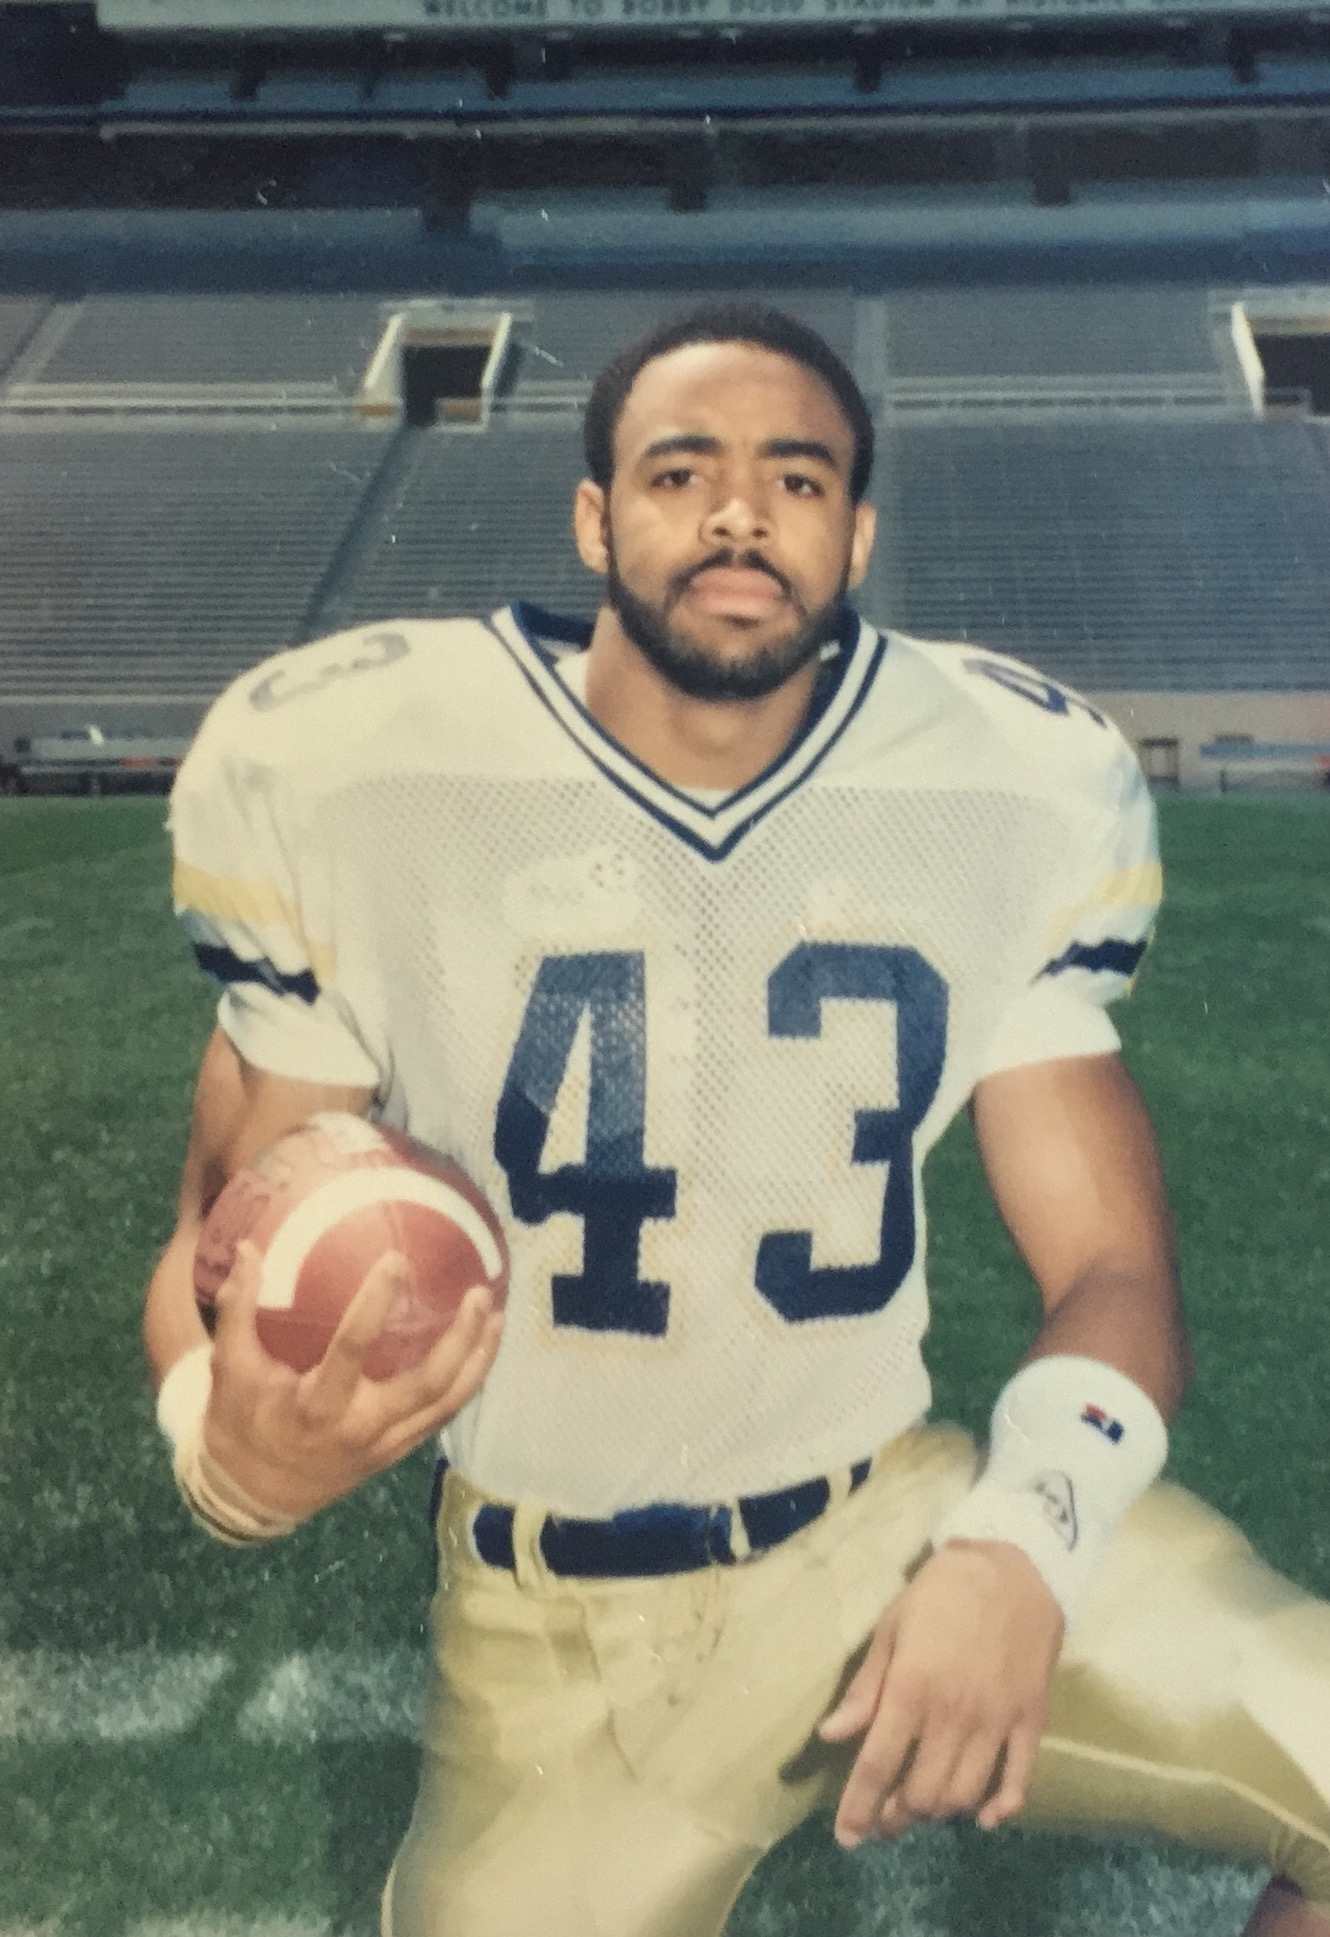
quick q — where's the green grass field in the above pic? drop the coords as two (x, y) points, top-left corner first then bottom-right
(0, 794), (1326, 1937)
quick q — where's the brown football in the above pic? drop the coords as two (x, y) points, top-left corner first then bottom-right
(193, 1112), (508, 1381)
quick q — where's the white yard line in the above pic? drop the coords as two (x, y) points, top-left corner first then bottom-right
(130, 1923), (331, 1937)
(237, 1646), (426, 1742)
(128, 1921), (331, 1937)
(0, 1646), (428, 1746)
(0, 1650), (1268, 1935)
(0, 1650), (228, 1743)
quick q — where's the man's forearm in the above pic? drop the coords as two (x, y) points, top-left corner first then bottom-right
(144, 1227), (211, 1390)
(1025, 1257), (1191, 1421)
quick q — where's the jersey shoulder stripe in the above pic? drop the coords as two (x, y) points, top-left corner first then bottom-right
(1042, 936), (1149, 980)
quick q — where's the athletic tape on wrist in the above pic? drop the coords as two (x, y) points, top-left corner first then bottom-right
(156, 1344), (299, 1548)
(155, 1343), (213, 1455)
(930, 1354), (1168, 1629)
(174, 1433), (302, 1548)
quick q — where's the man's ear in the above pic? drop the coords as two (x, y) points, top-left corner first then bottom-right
(574, 480), (609, 577)
(847, 500), (877, 593)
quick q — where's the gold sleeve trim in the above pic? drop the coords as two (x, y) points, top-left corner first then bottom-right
(173, 859), (336, 984)
(1042, 861), (1164, 956)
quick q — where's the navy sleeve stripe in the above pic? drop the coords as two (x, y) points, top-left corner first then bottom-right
(1038, 938), (1148, 980)
(191, 941), (320, 1006)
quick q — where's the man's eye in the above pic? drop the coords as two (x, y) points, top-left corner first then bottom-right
(782, 473), (823, 497)
(653, 467), (695, 489)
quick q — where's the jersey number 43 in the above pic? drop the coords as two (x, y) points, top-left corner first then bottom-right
(494, 943), (948, 1337)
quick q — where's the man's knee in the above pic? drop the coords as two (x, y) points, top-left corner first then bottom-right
(1027, 1483), (1330, 1913)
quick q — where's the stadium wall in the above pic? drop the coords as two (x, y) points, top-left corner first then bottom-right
(1094, 690), (1330, 788)
(3, 691), (1328, 796)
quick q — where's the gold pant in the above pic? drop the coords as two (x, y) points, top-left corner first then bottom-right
(385, 1427), (1330, 1937)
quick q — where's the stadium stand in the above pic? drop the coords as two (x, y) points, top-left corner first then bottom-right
(0, 276), (1327, 784)
(326, 422), (598, 628)
(874, 417), (1330, 692)
(503, 287), (859, 391)
(0, 298), (52, 379)
(882, 283), (1225, 381)
(24, 294), (386, 392)
(0, 423), (395, 698)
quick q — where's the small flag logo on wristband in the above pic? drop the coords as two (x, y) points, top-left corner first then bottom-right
(1081, 1404), (1125, 1443)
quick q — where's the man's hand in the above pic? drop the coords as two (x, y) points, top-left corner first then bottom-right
(200, 1239), (504, 1523)
(819, 1540), (1064, 1846)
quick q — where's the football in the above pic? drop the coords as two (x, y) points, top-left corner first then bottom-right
(193, 1112), (509, 1381)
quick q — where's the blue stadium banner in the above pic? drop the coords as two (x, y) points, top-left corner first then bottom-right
(98, 0), (1323, 30)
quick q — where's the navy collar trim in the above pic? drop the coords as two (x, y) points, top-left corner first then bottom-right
(485, 601), (888, 861)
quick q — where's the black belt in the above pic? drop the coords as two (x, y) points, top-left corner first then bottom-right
(433, 1456), (873, 1579)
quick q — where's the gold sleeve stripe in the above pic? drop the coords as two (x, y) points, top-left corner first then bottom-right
(1042, 862), (1164, 954)
(172, 860), (336, 984)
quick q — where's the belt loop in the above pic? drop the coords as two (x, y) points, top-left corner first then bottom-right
(510, 1500), (553, 1591)
(725, 1499), (752, 1562)
(434, 1468), (475, 1587)
(825, 1463), (853, 1511)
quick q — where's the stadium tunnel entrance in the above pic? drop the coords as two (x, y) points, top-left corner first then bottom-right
(1252, 329), (1330, 416)
(402, 336), (496, 427)
(358, 307), (514, 429)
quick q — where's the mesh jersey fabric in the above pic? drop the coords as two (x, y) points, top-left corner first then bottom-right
(170, 603), (1160, 1516)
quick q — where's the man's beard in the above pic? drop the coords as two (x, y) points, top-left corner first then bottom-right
(605, 543), (848, 703)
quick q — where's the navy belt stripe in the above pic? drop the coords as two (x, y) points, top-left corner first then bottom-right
(444, 1456), (874, 1578)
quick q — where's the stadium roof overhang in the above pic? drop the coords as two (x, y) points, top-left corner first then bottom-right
(2, 0), (1329, 214)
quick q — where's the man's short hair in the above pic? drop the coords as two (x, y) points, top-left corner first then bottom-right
(583, 302), (875, 502)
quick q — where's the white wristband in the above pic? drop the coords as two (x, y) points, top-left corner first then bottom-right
(931, 1354), (1168, 1629)
(156, 1344), (213, 1457)
(155, 1342), (298, 1547)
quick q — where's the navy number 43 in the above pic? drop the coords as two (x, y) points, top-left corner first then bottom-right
(494, 943), (947, 1335)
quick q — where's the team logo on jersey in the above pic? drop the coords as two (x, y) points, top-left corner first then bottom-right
(1032, 1471), (1078, 1550)
(501, 842), (641, 944)
(1081, 1403), (1125, 1443)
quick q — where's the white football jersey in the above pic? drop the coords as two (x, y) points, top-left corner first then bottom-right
(170, 604), (1160, 1515)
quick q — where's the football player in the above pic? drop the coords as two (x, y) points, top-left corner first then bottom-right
(146, 303), (1330, 1937)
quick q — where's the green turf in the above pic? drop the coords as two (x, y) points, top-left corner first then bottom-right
(0, 795), (171, 878)
(0, 795), (1325, 1935)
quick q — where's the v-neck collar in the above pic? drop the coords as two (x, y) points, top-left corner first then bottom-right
(484, 600), (890, 862)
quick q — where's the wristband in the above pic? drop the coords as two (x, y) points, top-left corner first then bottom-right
(155, 1343), (213, 1456)
(930, 1354), (1168, 1629)
(174, 1432), (301, 1549)
(156, 1344), (299, 1548)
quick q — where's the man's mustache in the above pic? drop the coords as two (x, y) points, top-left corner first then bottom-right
(668, 550), (796, 603)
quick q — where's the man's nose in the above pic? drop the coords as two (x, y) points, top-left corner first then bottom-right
(702, 489), (771, 545)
